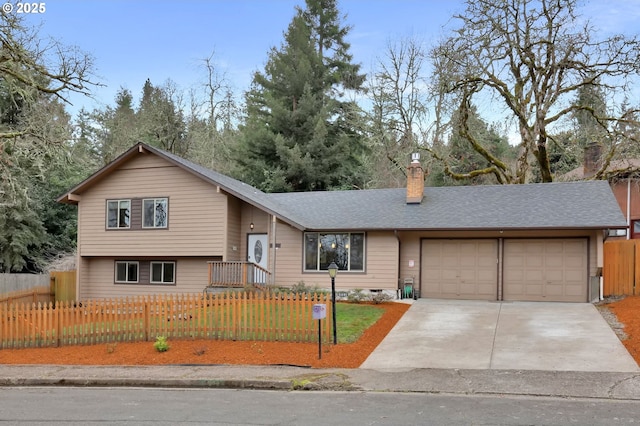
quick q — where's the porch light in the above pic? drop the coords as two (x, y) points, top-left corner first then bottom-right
(327, 261), (338, 344)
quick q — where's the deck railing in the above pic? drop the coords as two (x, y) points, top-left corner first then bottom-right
(207, 261), (271, 289)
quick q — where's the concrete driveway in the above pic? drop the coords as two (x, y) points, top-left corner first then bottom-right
(361, 299), (639, 372)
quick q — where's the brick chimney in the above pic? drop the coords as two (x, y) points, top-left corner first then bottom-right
(583, 142), (603, 178)
(406, 153), (425, 204)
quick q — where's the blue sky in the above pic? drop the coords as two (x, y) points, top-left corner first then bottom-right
(18, 0), (640, 116)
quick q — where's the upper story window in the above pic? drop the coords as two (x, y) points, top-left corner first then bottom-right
(143, 198), (168, 228)
(304, 232), (365, 272)
(107, 200), (131, 229)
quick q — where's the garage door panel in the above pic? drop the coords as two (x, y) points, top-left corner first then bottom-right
(422, 239), (498, 301)
(442, 256), (459, 267)
(566, 256), (585, 268)
(565, 285), (584, 296)
(478, 270), (496, 281)
(546, 257), (564, 267)
(503, 239), (587, 302)
(546, 270), (564, 281)
(527, 257), (544, 267)
(525, 284), (543, 296)
(442, 270), (458, 280)
(544, 285), (564, 296)
(459, 272), (477, 282)
(566, 270), (584, 281)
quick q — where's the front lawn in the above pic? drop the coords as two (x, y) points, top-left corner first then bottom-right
(336, 303), (385, 343)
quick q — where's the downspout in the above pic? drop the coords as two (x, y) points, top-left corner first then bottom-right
(627, 178), (631, 240)
(271, 215), (277, 285)
(394, 230), (401, 299)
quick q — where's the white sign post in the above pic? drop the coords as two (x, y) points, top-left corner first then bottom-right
(312, 304), (327, 359)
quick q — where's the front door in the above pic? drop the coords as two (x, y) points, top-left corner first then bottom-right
(247, 233), (268, 269)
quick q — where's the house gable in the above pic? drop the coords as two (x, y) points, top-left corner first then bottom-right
(74, 150), (230, 258)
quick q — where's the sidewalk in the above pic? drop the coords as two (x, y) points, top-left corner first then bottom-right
(1, 364), (639, 400)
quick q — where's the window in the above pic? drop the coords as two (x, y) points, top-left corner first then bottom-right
(150, 261), (175, 284)
(304, 232), (365, 272)
(115, 261), (138, 283)
(107, 200), (131, 229)
(143, 198), (168, 228)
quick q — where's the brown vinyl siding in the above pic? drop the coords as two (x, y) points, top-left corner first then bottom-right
(77, 255), (89, 300)
(272, 221), (303, 285)
(80, 257), (211, 299)
(139, 261), (149, 283)
(241, 205), (270, 261)
(226, 197), (242, 261)
(131, 198), (142, 229)
(273, 224), (398, 291)
(78, 154), (227, 257)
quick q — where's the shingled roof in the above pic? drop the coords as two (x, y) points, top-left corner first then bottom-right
(268, 180), (626, 230)
(58, 143), (627, 231)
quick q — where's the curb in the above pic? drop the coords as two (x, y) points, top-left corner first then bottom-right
(0, 377), (293, 390)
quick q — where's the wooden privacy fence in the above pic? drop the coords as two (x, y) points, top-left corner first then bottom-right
(0, 273), (49, 293)
(0, 286), (51, 307)
(49, 271), (76, 302)
(0, 292), (333, 349)
(603, 240), (640, 296)
(0, 271), (76, 307)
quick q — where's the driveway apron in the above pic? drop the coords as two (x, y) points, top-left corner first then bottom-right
(360, 299), (639, 372)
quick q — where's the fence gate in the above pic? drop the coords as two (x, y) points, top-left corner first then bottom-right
(603, 240), (640, 296)
(49, 271), (77, 302)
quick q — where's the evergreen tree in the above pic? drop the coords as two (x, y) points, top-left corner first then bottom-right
(94, 88), (139, 164)
(235, 0), (368, 192)
(137, 79), (188, 156)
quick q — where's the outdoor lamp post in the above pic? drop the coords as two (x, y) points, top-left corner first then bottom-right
(327, 261), (338, 345)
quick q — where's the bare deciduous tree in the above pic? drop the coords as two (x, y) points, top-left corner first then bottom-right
(430, 0), (640, 183)
(368, 36), (430, 187)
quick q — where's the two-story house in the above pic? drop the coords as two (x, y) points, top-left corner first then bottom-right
(58, 143), (626, 303)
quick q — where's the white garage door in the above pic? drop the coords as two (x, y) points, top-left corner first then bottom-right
(421, 239), (498, 300)
(503, 239), (588, 302)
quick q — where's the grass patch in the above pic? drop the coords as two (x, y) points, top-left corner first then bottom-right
(336, 303), (385, 343)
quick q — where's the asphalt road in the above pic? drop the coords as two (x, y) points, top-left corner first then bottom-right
(0, 387), (639, 425)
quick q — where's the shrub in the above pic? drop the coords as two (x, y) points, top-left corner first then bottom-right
(291, 281), (324, 295)
(153, 336), (170, 352)
(347, 289), (370, 303)
(371, 292), (392, 304)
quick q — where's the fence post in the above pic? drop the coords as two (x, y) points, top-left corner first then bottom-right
(50, 275), (56, 300)
(144, 296), (151, 341)
(56, 301), (61, 347)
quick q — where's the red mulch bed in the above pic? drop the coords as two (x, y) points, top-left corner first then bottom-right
(605, 296), (640, 365)
(0, 302), (409, 368)
(2, 298), (638, 368)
